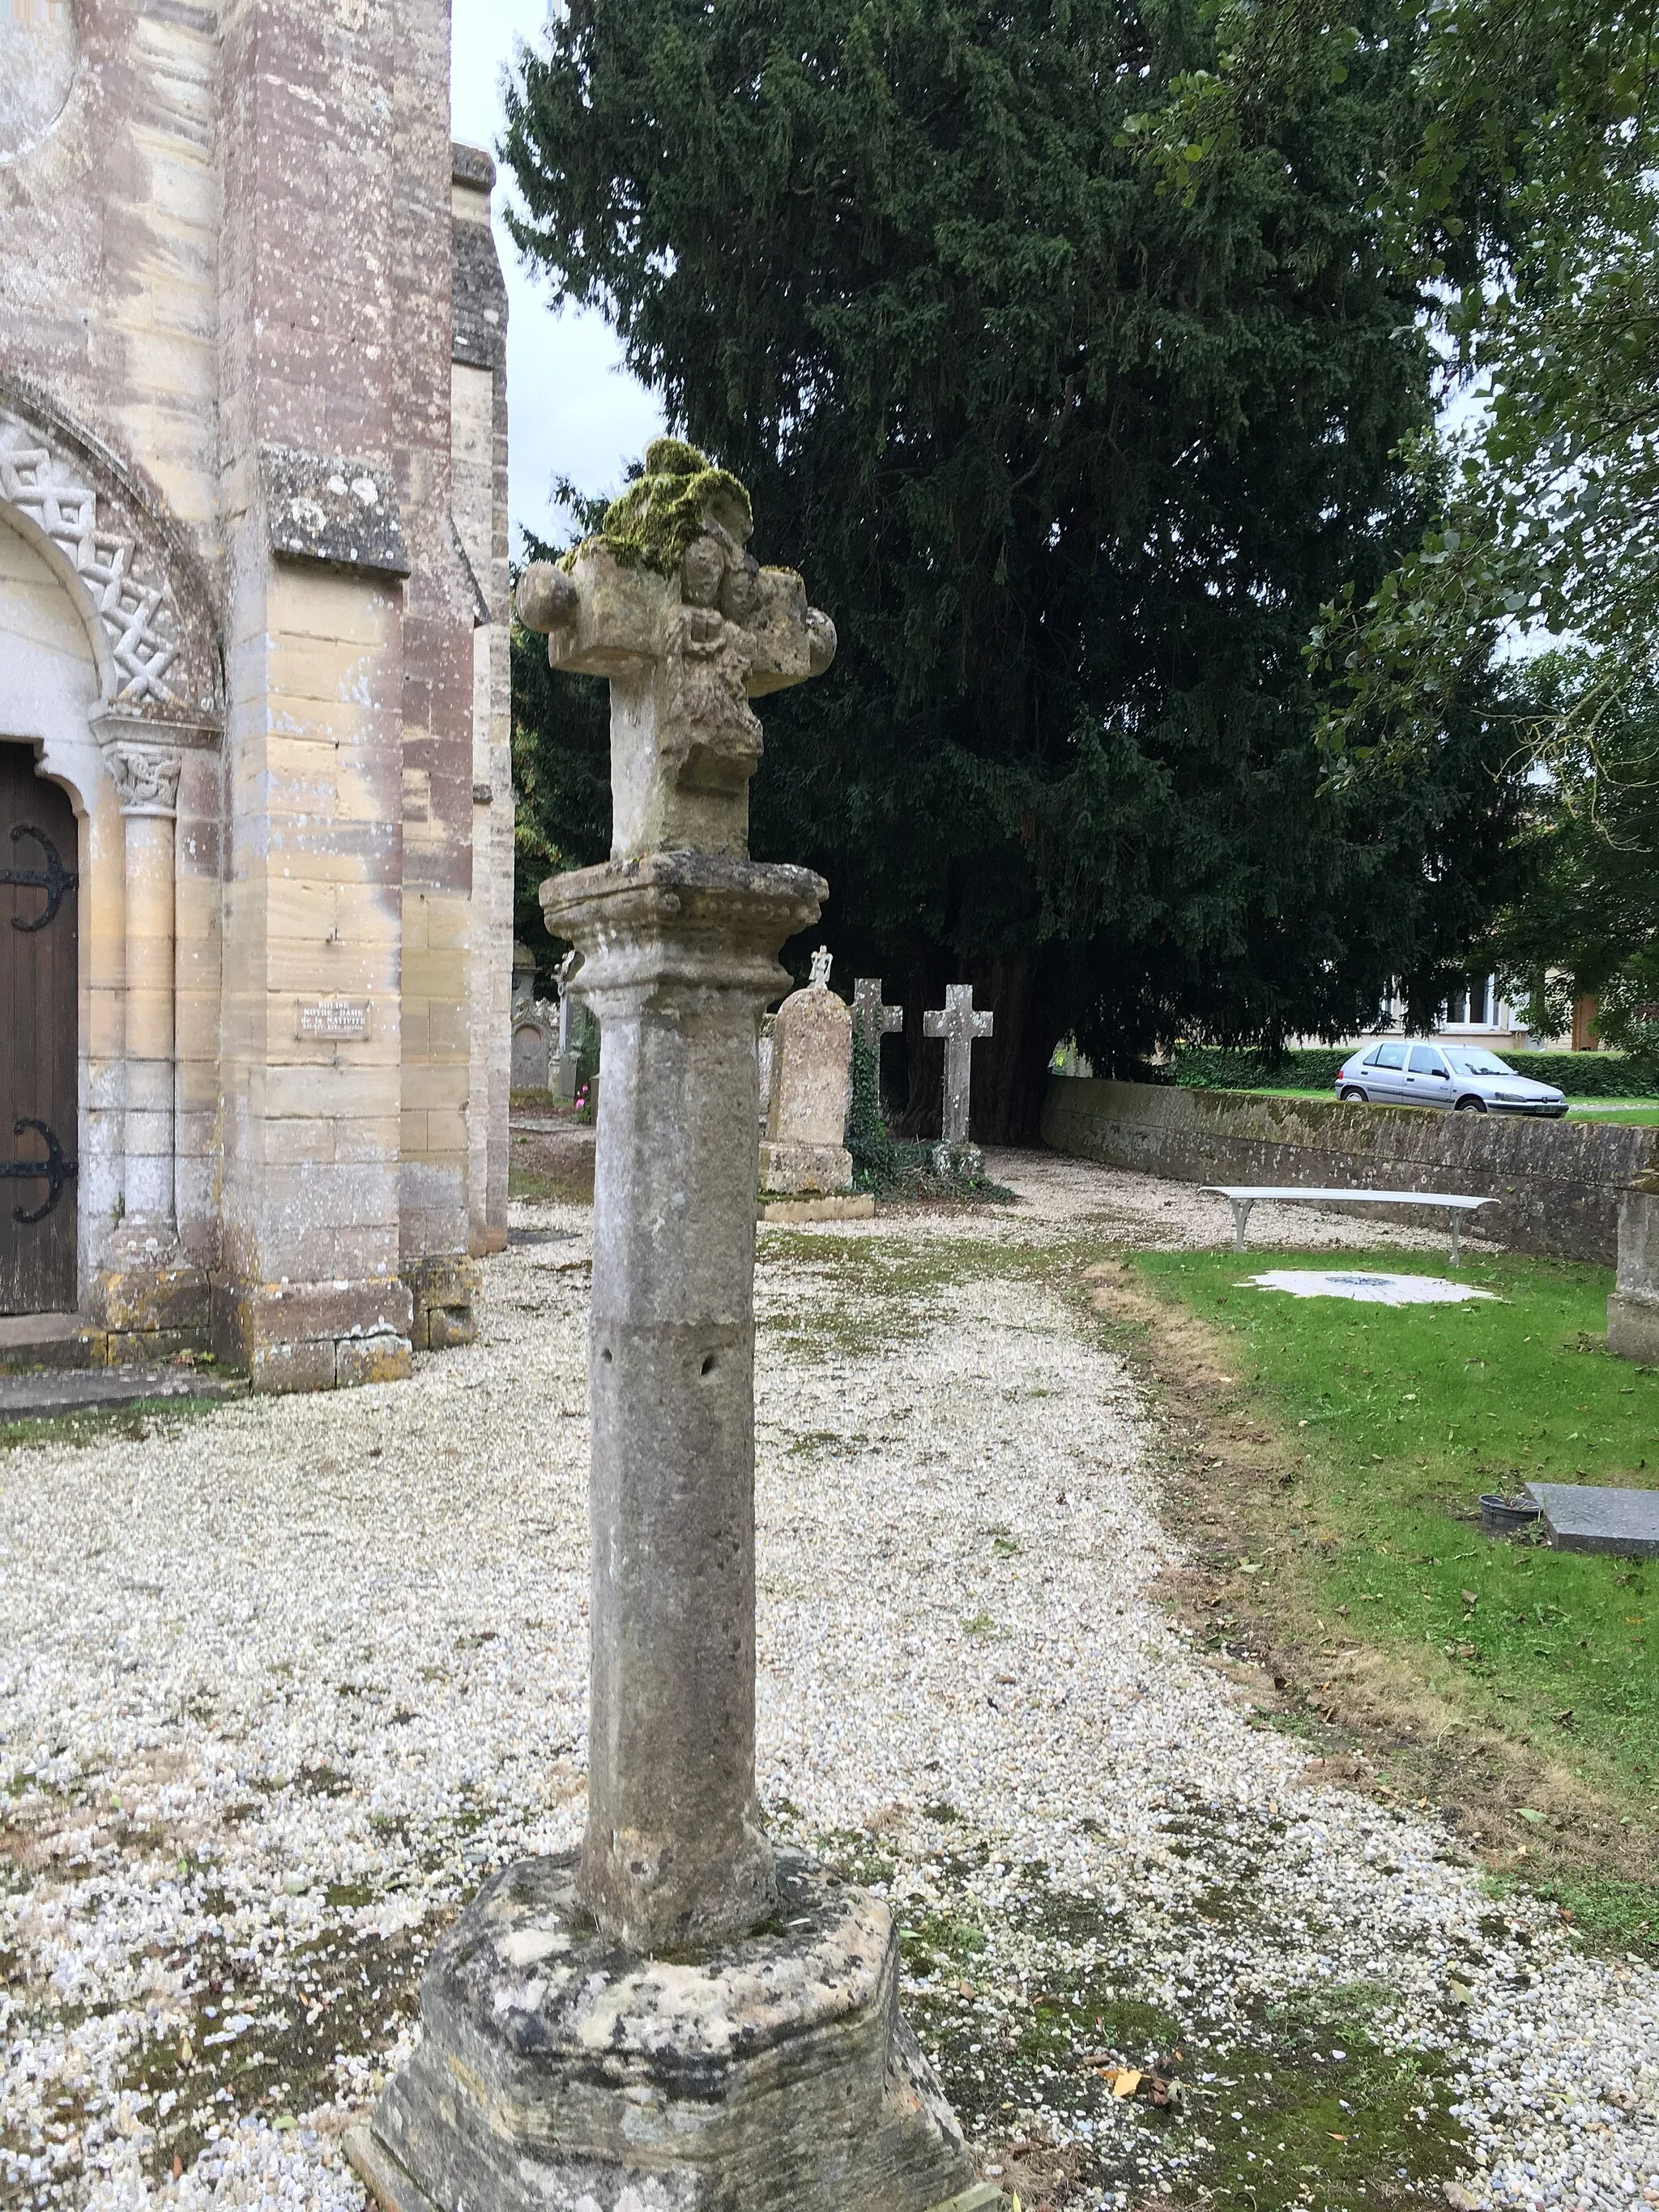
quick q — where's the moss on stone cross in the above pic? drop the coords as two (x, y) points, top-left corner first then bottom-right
(570, 436), (753, 577)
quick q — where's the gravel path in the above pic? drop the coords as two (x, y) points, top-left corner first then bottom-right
(1, 1157), (1653, 2211)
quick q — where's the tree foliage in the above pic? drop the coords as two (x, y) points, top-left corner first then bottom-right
(1303, 0), (1658, 778)
(1489, 654), (1659, 1077)
(502, 0), (1530, 1136)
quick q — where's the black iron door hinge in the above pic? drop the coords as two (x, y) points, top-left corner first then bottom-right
(2, 1119), (78, 1224)
(2, 823), (79, 931)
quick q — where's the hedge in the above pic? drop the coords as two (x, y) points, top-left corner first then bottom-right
(1160, 1044), (1650, 1097)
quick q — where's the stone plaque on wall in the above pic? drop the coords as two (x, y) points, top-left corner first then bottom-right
(0, 1), (76, 158)
(296, 999), (372, 1043)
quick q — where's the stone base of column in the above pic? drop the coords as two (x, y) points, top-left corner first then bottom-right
(211, 1279), (414, 1393)
(95, 1230), (211, 1360)
(403, 1253), (484, 1350)
(758, 1138), (854, 1196)
(347, 1852), (1000, 2212)
(1609, 1289), (1659, 1363)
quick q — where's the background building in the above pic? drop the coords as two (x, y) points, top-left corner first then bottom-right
(0, 0), (513, 1387)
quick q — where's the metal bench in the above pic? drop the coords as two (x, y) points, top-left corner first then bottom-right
(1197, 1184), (1501, 1264)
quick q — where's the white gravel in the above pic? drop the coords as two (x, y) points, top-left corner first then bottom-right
(1, 1155), (1653, 2211)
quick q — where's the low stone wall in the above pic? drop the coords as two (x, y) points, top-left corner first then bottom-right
(1040, 1078), (1657, 1263)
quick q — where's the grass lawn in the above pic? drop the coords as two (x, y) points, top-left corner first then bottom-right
(1126, 1246), (1659, 1945)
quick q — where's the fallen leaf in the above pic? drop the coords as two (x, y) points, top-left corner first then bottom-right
(1460, 1590), (1478, 1606)
(1238, 1561), (1262, 1575)
(1111, 2069), (1142, 2099)
(1516, 1807), (1545, 1824)
(171, 2159), (182, 2180)
(1448, 1978), (1473, 2004)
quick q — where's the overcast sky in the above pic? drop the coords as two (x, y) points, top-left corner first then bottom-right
(450, 1), (666, 551)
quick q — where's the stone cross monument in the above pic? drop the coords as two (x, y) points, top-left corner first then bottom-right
(348, 441), (992, 2212)
(924, 982), (995, 1143)
(854, 974), (905, 1055)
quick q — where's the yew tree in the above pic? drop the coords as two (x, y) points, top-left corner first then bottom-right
(503, 0), (1526, 1140)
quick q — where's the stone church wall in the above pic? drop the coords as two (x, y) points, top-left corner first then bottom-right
(0, 0), (513, 1387)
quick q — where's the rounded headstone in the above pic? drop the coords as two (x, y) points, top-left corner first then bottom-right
(765, 982), (851, 1146)
(0, 1), (76, 159)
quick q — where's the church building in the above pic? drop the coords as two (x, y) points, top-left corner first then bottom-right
(0, 0), (514, 1388)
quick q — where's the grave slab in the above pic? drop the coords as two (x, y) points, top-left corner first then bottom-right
(1527, 1481), (1659, 1559)
(759, 1193), (876, 1223)
(0, 1365), (244, 1423)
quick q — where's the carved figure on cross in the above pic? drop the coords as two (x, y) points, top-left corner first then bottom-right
(924, 982), (993, 1143)
(516, 438), (836, 863)
(852, 976), (903, 1055)
(808, 944), (834, 988)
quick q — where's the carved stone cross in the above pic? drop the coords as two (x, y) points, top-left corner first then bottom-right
(354, 439), (982, 2212)
(515, 453), (834, 863)
(852, 976), (903, 1054)
(924, 982), (994, 1142)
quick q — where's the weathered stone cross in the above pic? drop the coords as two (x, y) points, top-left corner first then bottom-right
(852, 974), (903, 1054)
(351, 439), (987, 2212)
(924, 982), (994, 1143)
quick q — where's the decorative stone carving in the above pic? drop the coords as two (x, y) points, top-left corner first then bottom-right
(0, 1), (76, 160)
(107, 743), (182, 818)
(517, 437), (838, 860)
(0, 390), (223, 732)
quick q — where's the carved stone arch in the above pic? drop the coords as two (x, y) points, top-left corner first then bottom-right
(0, 374), (224, 739)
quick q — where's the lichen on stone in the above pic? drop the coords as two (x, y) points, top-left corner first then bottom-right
(571, 436), (753, 578)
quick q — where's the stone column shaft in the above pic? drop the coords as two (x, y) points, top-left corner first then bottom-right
(112, 747), (181, 1235)
(544, 855), (823, 1952)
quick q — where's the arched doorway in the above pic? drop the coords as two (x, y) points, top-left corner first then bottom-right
(0, 740), (78, 1310)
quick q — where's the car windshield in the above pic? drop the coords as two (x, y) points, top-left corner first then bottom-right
(1444, 1049), (1516, 1076)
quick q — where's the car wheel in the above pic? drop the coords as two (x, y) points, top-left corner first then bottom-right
(1455, 1096), (1487, 1113)
(1339, 1086), (1368, 1103)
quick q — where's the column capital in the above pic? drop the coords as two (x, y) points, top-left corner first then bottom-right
(540, 852), (825, 1016)
(104, 739), (183, 818)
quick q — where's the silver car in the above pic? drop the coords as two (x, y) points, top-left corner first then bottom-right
(1334, 1042), (1567, 1116)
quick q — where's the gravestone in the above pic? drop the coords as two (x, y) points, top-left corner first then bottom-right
(1528, 1482), (1659, 1559)
(757, 1012), (777, 1135)
(923, 982), (994, 1143)
(348, 440), (987, 2212)
(854, 975), (904, 1054)
(510, 944), (552, 1090)
(1608, 1173), (1659, 1362)
(552, 948), (595, 1104)
(510, 1017), (550, 1092)
(759, 945), (855, 1196)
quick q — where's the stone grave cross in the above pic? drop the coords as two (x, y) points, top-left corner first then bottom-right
(350, 437), (988, 2212)
(924, 982), (994, 1142)
(853, 974), (904, 1054)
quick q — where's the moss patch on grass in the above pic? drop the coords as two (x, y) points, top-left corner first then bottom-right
(0, 1397), (226, 1454)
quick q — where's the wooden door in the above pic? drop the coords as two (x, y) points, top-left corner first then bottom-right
(1, 743), (78, 1313)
